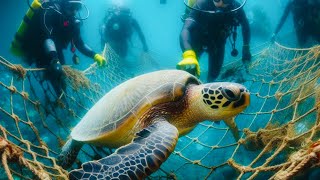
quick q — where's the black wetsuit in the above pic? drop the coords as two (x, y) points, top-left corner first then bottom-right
(180, 0), (250, 82)
(274, 0), (320, 46)
(101, 12), (148, 58)
(21, 6), (96, 95)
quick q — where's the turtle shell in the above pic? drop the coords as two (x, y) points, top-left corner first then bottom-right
(71, 70), (201, 145)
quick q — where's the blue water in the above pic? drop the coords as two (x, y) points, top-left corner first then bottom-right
(2, 0), (319, 179)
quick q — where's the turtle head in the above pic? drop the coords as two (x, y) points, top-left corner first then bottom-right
(192, 82), (250, 120)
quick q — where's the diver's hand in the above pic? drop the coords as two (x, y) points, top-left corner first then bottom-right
(242, 45), (251, 63)
(94, 54), (106, 67)
(242, 45), (251, 72)
(176, 50), (200, 77)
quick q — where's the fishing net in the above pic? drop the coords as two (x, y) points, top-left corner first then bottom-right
(0, 42), (319, 180)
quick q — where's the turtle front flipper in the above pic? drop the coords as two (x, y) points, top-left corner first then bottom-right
(69, 119), (179, 180)
(224, 117), (239, 141)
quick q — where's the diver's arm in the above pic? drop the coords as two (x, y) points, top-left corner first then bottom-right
(180, 0), (204, 51)
(238, 7), (252, 64)
(73, 21), (96, 58)
(132, 19), (148, 52)
(180, 20), (197, 51)
(238, 8), (251, 46)
(274, 2), (292, 35)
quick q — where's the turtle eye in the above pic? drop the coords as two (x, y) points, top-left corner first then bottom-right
(222, 88), (240, 101)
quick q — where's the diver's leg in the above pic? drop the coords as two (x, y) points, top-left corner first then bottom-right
(296, 28), (307, 48)
(49, 50), (66, 96)
(118, 42), (128, 59)
(316, 36), (320, 44)
(315, 23), (320, 44)
(35, 58), (61, 97)
(57, 49), (65, 65)
(207, 43), (225, 82)
(45, 65), (65, 96)
(109, 41), (126, 59)
(48, 75), (63, 97)
(313, 28), (320, 44)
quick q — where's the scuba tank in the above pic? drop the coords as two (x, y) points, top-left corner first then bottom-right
(188, 0), (197, 7)
(181, 0), (197, 21)
(11, 0), (89, 58)
(10, 0), (42, 57)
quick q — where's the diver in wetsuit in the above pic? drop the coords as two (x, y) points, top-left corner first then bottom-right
(177, 0), (251, 82)
(11, 0), (106, 96)
(100, 6), (148, 59)
(272, 0), (320, 47)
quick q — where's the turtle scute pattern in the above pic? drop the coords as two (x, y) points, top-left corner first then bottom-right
(69, 119), (179, 180)
(71, 70), (198, 142)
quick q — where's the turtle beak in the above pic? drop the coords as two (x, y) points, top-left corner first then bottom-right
(233, 92), (250, 109)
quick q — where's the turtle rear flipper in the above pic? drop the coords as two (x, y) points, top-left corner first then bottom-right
(69, 119), (179, 180)
(57, 139), (83, 169)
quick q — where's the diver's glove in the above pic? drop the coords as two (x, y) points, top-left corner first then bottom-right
(93, 54), (106, 67)
(176, 50), (200, 77)
(48, 59), (63, 79)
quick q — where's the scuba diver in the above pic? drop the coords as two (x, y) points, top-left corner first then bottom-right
(100, 5), (149, 59)
(272, 0), (320, 47)
(177, 0), (251, 82)
(11, 0), (106, 97)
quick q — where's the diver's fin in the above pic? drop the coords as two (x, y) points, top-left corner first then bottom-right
(57, 139), (83, 169)
(223, 117), (239, 141)
(69, 119), (179, 180)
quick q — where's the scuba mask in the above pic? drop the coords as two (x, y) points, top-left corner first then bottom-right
(64, 1), (82, 12)
(109, 6), (132, 17)
(184, 0), (247, 14)
(61, 0), (83, 18)
(40, 0), (90, 20)
(213, 0), (234, 4)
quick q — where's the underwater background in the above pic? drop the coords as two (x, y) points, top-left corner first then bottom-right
(1, 0), (291, 74)
(1, 0), (320, 180)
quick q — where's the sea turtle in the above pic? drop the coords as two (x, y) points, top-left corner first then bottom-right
(58, 69), (250, 179)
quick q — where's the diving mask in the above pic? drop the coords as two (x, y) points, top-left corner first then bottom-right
(213, 0), (234, 4)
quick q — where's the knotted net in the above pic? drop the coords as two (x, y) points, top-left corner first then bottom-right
(0, 42), (319, 179)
